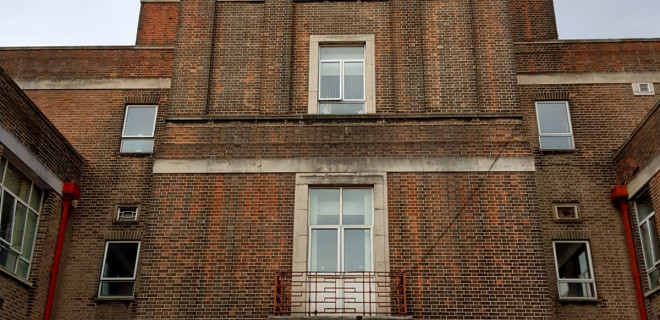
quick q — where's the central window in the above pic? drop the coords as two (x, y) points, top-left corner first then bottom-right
(318, 47), (366, 115)
(309, 188), (373, 272)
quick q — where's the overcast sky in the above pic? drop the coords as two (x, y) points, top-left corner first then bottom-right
(0, 0), (659, 46)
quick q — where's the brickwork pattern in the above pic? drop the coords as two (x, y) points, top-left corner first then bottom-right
(135, 2), (178, 47)
(508, 0), (558, 42)
(615, 100), (660, 184)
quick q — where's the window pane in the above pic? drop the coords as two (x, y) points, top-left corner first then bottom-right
(344, 62), (364, 100)
(650, 268), (660, 290)
(310, 189), (339, 225)
(649, 217), (660, 265)
(11, 202), (27, 251)
(636, 189), (655, 221)
(319, 62), (341, 99)
(120, 139), (154, 153)
(99, 281), (135, 297)
(342, 189), (372, 225)
(0, 247), (17, 272)
(16, 259), (29, 278)
(22, 212), (38, 260)
(0, 157), (5, 183)
(310, 229), (337, 272)
(641, 222), (655, 268)
(558, 281), (596, 298)
(320, 47), (364, 60)
(4, 164), (31, 202)
(0, 191), (15, 242)
(29, 185), (43, 212)
(123, 106), (157, 137)
(555, 242), (592, 280)
(344, 229), (371, 272)
(103, 243), (139, 278)
(319, 103), (365, 115)
(537, 102), (571, 134)
(539, 136), (573, 150)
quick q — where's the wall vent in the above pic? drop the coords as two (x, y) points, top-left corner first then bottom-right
(632, 82), (655, 95)
(117, 207), (138, 221)
(554, 204), (579, 220)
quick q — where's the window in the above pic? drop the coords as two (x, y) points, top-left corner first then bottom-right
(535, 101), (574, 150)
(309, 188), (373, 272)
(635, 189), (660, 291)
(0, 157), (44, 279)
(98, 241), (140, 298)
(552, 241), (597, 299)
(120, 105), (157, 153)
(308, 35), (375, 114)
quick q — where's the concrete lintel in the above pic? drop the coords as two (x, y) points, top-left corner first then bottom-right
(517, 72), (660, 85)
(153, 157), (535, 174)
(0, 126), (64, 194)
(16, 78), (171, 90)
(628, 153), (660, 198)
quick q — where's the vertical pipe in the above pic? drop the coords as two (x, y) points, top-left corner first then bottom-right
(611, 185), (647, 320)
(44, 182), (80, 320)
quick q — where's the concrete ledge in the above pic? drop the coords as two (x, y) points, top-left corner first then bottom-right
(628, 153), (660, 198)
(153, 157), (535, 174)
(269, 316), (412, 320)
(518, 72), (660, 85)
(17, 78), (171, 90)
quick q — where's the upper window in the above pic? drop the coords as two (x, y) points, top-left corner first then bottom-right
(535, 101), (574, 150)
(552, 240), (597, 299)
(99, 241), (140, 299)
(635, 188), (660, 291)
(0, 157), (44, 279)
(120, 105), (157, 153)
(308, 35), (375, 115)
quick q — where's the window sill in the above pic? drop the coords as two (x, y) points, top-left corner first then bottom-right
(0, 266), (33, 288)
(645, 286), (660, 297)
(558, 297), (599, 304)
(540, 149), (577, 154)
(117, 152), (153, 158)
(95, 296), (135, 302)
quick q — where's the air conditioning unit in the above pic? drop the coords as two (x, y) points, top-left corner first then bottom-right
(632, 82), (655, 95)
(117, 207), (138, 221)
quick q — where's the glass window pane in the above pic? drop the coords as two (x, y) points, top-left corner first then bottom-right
(99, 281), (135, 297)
(319, 62), (341, 99)
(4, 164), (31, 202)
(537, 102), (571, 134)
(11, 202), (27, 251)
(16, 259), (29, 278)
(120, 139), (154, 153)
(319, 103), (365, 115)
(103, 243), (139, 278)
(555, 242), (592, 280)
(123, 106), (157, 137)
(310, 229), (337, 272)
(22, 212), (38, 260)
(0, 157), (5, 184)
(636, 189), (655, 221)
(310, 189), (339, 225)
(641, 222), (655, 267)
(344, 229), (371, 272)
(342, 189), (372, 225)
(649, 217), (660, 265)
(0, 247), (17, 272)
(558, 282), (596, 298)
(29, 185), (43, 212)
(0, 191), (15, 242)
(344, 62), (364, 100)
(650, 268), (660, 290)
(320, 47), (364, 60)
(540, 136), (573, 150)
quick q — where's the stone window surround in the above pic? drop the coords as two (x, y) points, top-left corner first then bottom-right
(308, 35), (376, 114)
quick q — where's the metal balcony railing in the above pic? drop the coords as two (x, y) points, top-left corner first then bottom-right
(272, 271), (406, 316)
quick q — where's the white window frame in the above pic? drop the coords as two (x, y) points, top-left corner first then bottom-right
(98, 240), (141, 299)
(552, 240), (598, 300)
(308, 35), (375, 114)
(535, 101), (575, 150)
(0, 158), (44, 280)
(318, 48), (366, 104)
(307, 187), (374, 273)
(553, 203), (579, 220)
(634, 188), (660, 291)
(120, 105), (158, 153)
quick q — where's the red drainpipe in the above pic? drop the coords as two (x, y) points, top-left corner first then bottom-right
(44, 182), (80, 320)
(611, 185), (647, 320)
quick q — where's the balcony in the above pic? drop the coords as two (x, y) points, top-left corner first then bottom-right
(272, 271), (407, 318)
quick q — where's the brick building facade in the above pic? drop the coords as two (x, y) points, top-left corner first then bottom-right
(0, 0), (658, 319)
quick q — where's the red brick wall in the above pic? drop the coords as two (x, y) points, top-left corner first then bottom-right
(136, 2), (178, 47)
(508, 0), (558, 42)
(615, 101), (660, 184)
